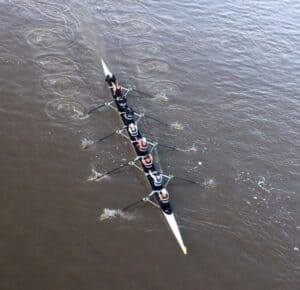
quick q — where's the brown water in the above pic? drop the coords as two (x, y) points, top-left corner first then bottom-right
(1, 0), (299, 289)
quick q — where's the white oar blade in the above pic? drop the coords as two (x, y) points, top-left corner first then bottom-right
(163, 212), (187, 255)
(101, 59), (112, 78)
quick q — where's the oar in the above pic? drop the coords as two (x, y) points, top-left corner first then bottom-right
(133, 89), (154, 99)
(96, 163), (129, 180)
(121, 198), (145, 211)
(95, 132), (116, 143)
(173, 176), (200, 184)
(145, 115), (170, 127)
(87, 103), (106, 115)
(158, 143), (184, 152)
(121, 196), (159, 212)
(126, 87), (154, 99)
(83, 132), (116, 149)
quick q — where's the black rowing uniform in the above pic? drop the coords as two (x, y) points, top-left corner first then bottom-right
(116, 96), (127, 112)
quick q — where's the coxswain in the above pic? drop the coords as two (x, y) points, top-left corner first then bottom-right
(148, 170), (163, 190)
(140, 153), (154, 171)
(128, 122), (139, 138)
(105, 74), (116, 86)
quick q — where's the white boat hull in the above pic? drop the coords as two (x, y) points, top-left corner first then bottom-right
(101, 59), (112, 78)
(163, 212), (187, 255)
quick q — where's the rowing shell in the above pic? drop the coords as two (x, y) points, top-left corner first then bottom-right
(101, 59), (187, 255)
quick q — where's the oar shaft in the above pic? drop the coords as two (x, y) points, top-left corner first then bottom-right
(146, 115), (170, 127)
(174, 176), (199, 184)
(87, 103), (106, 115)
(97, 163), (128, 179)
(159, 143), (181, 151)
(95, 132), (116, 143)
(134, 89), (154, 99)
(121, 199), (144, 211)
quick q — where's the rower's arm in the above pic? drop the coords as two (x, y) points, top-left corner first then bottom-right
(146, 170), (155, 179)
(133, 156), (142, 162)
(121, 87), (130, 97)
(148, 141), (156, 147)
(162, 174), (172, 180)
(148, 191), (159, 198)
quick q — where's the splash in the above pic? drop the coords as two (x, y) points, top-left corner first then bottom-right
(73, 107), (89, 120)
(171, 122), (184, 130)
(88, 167), (107, 181)
(152, 93), (169, 102)
(203, 178), (217, 189)
(81, 138), (94, 149)
(182, 145), (198, 153)
(257, 176), (271, 193)
(99, 208), (136, 221)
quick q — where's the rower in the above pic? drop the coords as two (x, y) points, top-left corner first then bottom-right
(148, 188), (170, 204)
(147, 188), (171, 214)
(120, 107), (143, 125)
(158, 188), (170, 203)
(128, 122), (139, 138)
(132, 136), (148, 155)
(136, 136), (148, 153)
(112, 82), (122, 98)
(148, 170), (163, 190)
(121, 107), (134, 124)
(140, 153), (155, 172)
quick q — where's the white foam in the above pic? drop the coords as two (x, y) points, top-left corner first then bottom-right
(81, 138), (94, 149)
(99, 208), (136, 221)
(171, 122), (184, 130)
(88, 167), (106, 181)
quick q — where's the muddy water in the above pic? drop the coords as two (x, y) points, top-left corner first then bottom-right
(0, 0), (299, 289)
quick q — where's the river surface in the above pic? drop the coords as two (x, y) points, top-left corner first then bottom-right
(0, 0), (299, 289)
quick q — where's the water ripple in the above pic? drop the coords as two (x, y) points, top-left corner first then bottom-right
(123, 41), (161, 58)
(147, 80), (181, 98)
(36, 54), (79, 73)
(45, 98), (85, 123)
(23, 25), (77, 49)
